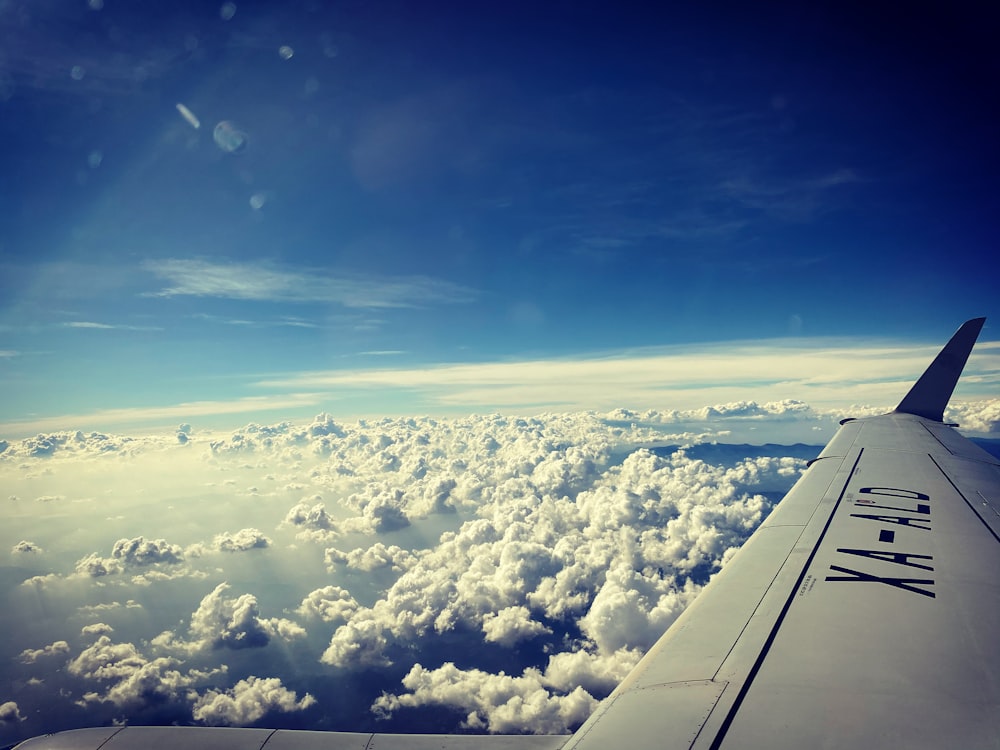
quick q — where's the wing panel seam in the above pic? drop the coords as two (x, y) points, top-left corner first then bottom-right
(927, 454), (1000, 545)
(94, 727), (126, 750)
(707, 448), (864, 750)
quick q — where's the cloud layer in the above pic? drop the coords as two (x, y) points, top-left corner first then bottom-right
(2, 404), (996, 746)
(145, 259), (478, 309)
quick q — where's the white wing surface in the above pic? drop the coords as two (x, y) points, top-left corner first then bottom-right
(17, 319), (999, 750)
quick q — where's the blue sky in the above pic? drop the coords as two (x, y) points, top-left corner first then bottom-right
(1, 0), (998, 434)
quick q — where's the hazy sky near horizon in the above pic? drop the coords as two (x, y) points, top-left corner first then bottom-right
(1, 0), (998, 436)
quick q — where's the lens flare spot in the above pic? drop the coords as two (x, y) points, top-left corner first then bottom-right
(176, 103), (201, 130)
(213, 121), (247, 154)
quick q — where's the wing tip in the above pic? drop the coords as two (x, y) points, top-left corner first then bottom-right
(893, 317), (986, 421)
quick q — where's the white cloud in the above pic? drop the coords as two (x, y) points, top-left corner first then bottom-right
(81, 623), (115, 638)
(0, 701), (25, 724)
(76, 600), (143, 616)
(257, 339), (1000, 415)
(0, 431), (154, 459)
(11, 540), (43, 554)
(156, 582), (305, 654)
(482, 606), (552, 647)
(191, 676), (316, 726)
(0, 396), (325, 438)
(282, 500), (339, 543)
(324, 543), (416, 573)
(19, 641), (70, 664)
(308, 411), (786, 738)
(372, 663), (596, 734)
(112, 536), (184, 566)
(67, 536), (195, 582)
(344, 487), (411, 533)
(145, 258), (477, 309)
(62, 321), (162, 331)
(320, 618), (392, 669)
(295, 586), (359, 623)
(541, 647), (641, 697)
(74, 552), (125, 578)
(212, 529), (271, 553)
(947, 398), (1000, 434)
(67, 636), (224, 708)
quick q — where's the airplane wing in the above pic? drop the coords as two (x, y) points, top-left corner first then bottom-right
(11, 726), (568, 749)
(16, 319), (1000, 750)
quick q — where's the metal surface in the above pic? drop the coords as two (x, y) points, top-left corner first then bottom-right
(13, 727), (568, 750)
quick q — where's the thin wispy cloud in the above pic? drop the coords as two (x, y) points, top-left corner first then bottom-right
(0, 393), (326, 436)
(62, 322), (163, 331)
(190, 313), (319, 329)
(722, 168), (861, 199)
(258, 339), (1000, 414)
(145, 259), (478, 309)
(4, 339), (995, 437)
(720, 168), (862, 221)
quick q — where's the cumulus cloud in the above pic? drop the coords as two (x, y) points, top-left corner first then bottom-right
(320, 618), (393, 669)
(156, 583), (305, 654)
(0, 431), (151, 459)
(295, 586), (359, 623)
(67, 635), (223, 708)
(212, 529), (271, 552)
(282, 499), (339, 543)
(191, 676), (316, 726)
(607, 399), (820, 424)
(314, 415), (786, 737)
(67, 536), (191, 582)
(74, 552), (125, 578)
(0, 701), (25, 724)
(343, 486), (411, 533)
(324, 543), (417, 573)
(82, 623), (115, 638)
(77, 600), (143, 616)
(4, 405), (820, 735)
(19, 641), (70, 664)
(11, 540), (43, 554)
(482, 606), (552, 647)
(112, 536), (184, 566)
(948, 399), (1000, 433)
(372, 663), (596, 734)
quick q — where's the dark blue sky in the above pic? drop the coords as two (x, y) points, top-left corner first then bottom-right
(0, 0), (997, 431)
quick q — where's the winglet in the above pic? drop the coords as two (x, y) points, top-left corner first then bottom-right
(894, 317), (986, 421)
